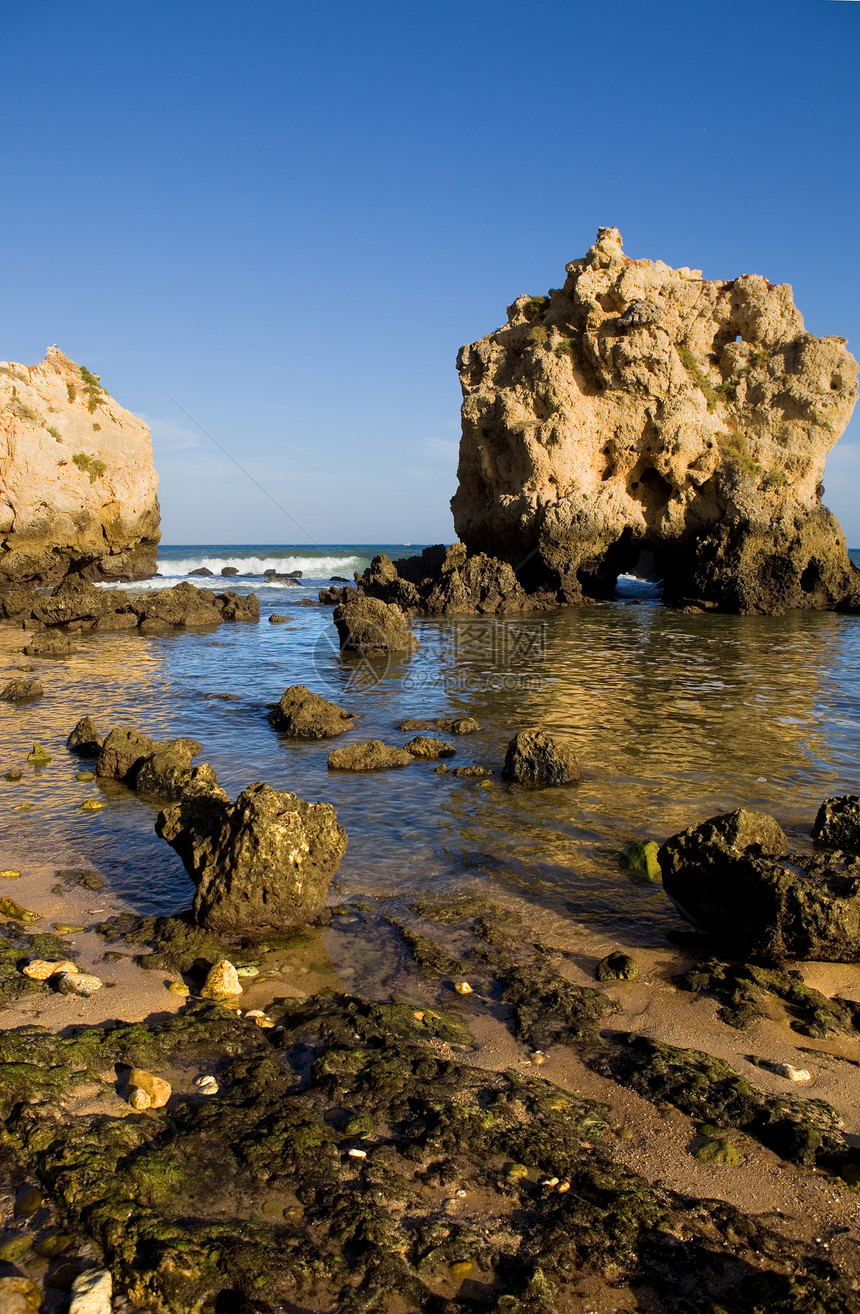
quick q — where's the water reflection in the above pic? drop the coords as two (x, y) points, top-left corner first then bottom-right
(1, 594), (859, 945)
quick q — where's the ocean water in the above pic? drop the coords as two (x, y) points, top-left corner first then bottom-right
(2, 543), (860, 950)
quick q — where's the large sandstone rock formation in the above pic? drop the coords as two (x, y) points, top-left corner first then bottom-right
(0, 347), (159, 584)
(452, 228), (860, 613)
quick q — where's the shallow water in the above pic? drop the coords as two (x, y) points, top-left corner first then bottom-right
(3, 545), (860, 949)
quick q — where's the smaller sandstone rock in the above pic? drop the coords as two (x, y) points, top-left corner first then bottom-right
(76, 770), (96, 782)
(200, 959), (242, 1000)
(327, 740), (413, 771)
(453, 981), (473, 995)
(2, 769), (22, 781)
(167, 981), (190, 996)
(221, 566), (239, 576)
(127, 1068), (172, 1108)
(502, 730), (581, 786)
(55, 972), (103, 996)
(405, 736), (456, 759)
(80, 799), (106, 812)
(67, 716), (103, 756)
(773, 1063), (812, 1083)
(268, 613), (290, 623)
(0, 679), (43, 701)
(812, 795), (860, 853)
(268, 684), (356, 738)
(333, 596), (419, 655)
(595, 952), (639, 982)
(69, 1268), (112, 1314)
(450, 765), (492, 777)
(0, 869), (22, 879)
(23, 959), (78, 980)
(26, 742), (51, 765)
(0, 1275), (40, 1312)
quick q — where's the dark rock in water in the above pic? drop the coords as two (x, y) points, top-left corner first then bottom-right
(660, 807), (860, 960)
(356, 545), (549, 616)
(220, 566), (239, 576)
(297, 598), (318, 606)
(268, 685), (356, 739)
(399, 715), (481, 734)
(0, 679), (43, 701)
(268, 613), (290, 624)
(215, 590), (260, 622)
(318, 584), (346, 605)
(330, 574), (349, 582)
(96, 727), (203, 785)
(812, 795), (860, 853)
(67, 716), (103, 756)
(333, 596), (419, 655)
(327, 740), (412, 771)
(502, 729), (581, 786)
(188, 567), (214, 577)
(23, 630), (74, 657)
(596, 951), (639, 982)
(155, 781), (347, 934)
(288, 570), (302, 578)
(404, 735), (456, 759)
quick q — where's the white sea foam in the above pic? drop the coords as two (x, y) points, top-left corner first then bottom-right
(155, 554), (364, 578)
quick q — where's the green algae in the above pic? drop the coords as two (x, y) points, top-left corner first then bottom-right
(676, 958), (860, 1037)
(596, 951), (639, 981)
(696, 1138), (742, 1166)
(1, 994), (858, 1312)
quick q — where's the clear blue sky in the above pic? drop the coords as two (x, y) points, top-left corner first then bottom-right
(3, 0), (859, 545)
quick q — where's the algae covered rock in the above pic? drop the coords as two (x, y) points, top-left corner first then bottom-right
(812, 794), (860, 852)
(502, 728), (581, 786)
(97, 726), (202, 783)
(660, 808), (860, 960)
(268, 683), (356, 738)
(622, 839), (662, 882)
(333, 595), (419, 654)
(327, 739), (413, 771)
(595, 951), (638, 981)
(156, 782), (347, 935)
(400, 714), (481, 734)
(0, 1276), (41, 1313)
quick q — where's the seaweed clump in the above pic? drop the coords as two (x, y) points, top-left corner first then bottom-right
(675, 958), (860, 1037)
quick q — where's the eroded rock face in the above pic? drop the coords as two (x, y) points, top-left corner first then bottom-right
(0, 347), (160, 585)
(453, 228), (860, 613)
(355, 545), (546, 616)
(268, 685), (356, 738)
(812, 794), (860, 852)
(333, 596), (419, 654)
(660, 808), (860, 960)
(0, 574), (260, 634)
(155, 782), (347, 935)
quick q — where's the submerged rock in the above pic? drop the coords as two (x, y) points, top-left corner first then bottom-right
(333, 596), (419, 654)
(23, 630), (73, 656)
(660, 807), (860, 960)
(404, 735), (456, 759)
(400, 715), (481, 734)
(0, 679), (42, 701)
(268, 684), (356, 738)
(502, 729), (581, 786)
(327, 740), (413, 771)
(452, 227), (860, 614)
(622, 840), (663, 882)
(156, 782), (347, 935)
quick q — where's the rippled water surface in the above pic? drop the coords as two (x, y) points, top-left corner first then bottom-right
(3, 544), (860, 948)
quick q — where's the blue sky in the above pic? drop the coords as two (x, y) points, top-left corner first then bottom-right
(3, 0), (859, 545)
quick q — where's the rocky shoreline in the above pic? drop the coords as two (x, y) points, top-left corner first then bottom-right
(2, 658), (860, 1311)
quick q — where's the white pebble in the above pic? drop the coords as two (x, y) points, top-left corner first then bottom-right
(193, 1075), (219, 1096)
(347, 1147), (367, 1158)
(774, 1063), (812, 1083)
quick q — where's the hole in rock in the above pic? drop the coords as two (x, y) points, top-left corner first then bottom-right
(615, 548), (663, 602)
(800, 561), (821, 594)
